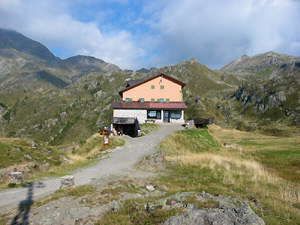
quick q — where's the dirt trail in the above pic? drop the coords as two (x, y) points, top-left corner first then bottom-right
(0, 124), (183, 209)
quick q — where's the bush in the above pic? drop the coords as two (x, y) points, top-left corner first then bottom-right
(6, 131), (16, 137)
(0, 102), (7, 109)
(3, 111), (11, 122)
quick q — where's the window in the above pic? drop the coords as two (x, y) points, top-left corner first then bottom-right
(166, 98), (170, 102)
(125, 98), (130, 102)
(151, 85), (155, 89)
(147, 110), (161, 119)
(171, 110), (181, 119)
(139, 98), (144, 102)
(160, 98), (164, 102)
(160, 85), (164, 89)
(151, 98), (155, 102)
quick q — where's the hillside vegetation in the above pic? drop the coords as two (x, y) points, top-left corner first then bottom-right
(0, 134), (124, 188)
(1, 31), (300, 144)
(159, 125), (300, 224)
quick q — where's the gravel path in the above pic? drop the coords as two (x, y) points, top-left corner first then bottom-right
(0, 124), (183, 209)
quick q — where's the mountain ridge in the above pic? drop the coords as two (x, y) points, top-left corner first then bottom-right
(0, 27), (299, 144)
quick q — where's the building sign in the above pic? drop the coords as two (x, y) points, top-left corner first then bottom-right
(104, 135), (109, 144)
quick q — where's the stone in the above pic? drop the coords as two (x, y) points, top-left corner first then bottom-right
(60, 175), (75, 189)
(162, 192), (265, 225)
(146, 185), (155, 191)
(186, 120), (195, 130)
(9, 172), (23, 184)
(163, 207), (265, 225)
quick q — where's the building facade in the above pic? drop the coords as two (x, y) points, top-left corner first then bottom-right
(111, 73), (187, 134)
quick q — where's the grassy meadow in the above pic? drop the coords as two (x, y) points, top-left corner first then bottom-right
(159, 125), (300, 224)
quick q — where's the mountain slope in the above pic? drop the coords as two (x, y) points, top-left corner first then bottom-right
(0, 28), (299, 144)
(58, 55), (121, 81)
(217, 52), (300, 135)
(0, 28), (60, 66)
(0, 28), (121, 96)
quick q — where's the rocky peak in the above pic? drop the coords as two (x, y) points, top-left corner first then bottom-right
(220, 51), (300, 80)
(0, 28), (60, 66)
(188, 58), (198, 64)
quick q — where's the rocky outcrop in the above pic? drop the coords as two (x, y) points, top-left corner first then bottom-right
(161, 192), (265, 225)
(232, 83), (287, 114)
(9, 172), (23, 184)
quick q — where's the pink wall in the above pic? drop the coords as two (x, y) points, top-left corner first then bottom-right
(123, 76), (182, 102)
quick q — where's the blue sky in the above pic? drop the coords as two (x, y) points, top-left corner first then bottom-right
(0, 0), (300, 70)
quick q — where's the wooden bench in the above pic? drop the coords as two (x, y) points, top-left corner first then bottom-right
(145, 119), (156, 124)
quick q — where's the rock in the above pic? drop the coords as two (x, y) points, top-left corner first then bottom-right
(146, 185), (155, 191)
(27, 140), (36, 147)
(186, 119), (195, 130)
(111, 200), (123, 211)
(60, 155), (69, 163)
(60, 175), (75, 189)
(285, 109), (291, 116)
(161, 184), (169, 191)
(139, 152), (166, 171)
(188, 58), (198, 64)
(9, 172), (23, 184)
(144, 192), (265, 225)
(163, 206), (265, 225)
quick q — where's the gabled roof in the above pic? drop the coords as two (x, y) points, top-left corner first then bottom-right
(111, 102), (188, 110)
(119, 73), (186, 97)
(125, 79), (144, 88)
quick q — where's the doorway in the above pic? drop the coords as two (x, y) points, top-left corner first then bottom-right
(163, 110), (170, 122)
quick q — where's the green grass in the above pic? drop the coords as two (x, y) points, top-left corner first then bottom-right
(33, 184), (97, 207)
(0, 135), (125, 189)
(160, 128), (218, 155)
(26, 135), (125, 180)
(158, 126), (300, 225)
(255, 149), (300, 182)
(139, 123), (158, 135)
(0, 138), (62, 169)
(96, 200), (183, 225)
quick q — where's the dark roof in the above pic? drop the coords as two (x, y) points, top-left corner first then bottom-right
(111, 117), (137, 124)
(126, 79), (144, 88)
(119, 73), (186, 97)
(111, 102), (188, 110)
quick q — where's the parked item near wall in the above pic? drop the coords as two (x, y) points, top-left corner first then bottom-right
(186, 118), (214, 129)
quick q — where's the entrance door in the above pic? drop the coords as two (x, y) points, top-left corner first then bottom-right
(163, 110), (170, 122)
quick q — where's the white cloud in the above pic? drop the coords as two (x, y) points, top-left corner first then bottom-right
(0, 0), (145, 69)
(0, 0), (299, 70)
(145, 0), (300, 68)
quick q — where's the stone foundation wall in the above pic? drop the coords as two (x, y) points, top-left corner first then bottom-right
(114, 109), (148, 123)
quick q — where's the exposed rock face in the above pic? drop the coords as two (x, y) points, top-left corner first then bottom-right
(163, 208), (264, 225)
(9, 172), (23, 184)
(232, 84), (288, 114)
(161, 192), (265, 225)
